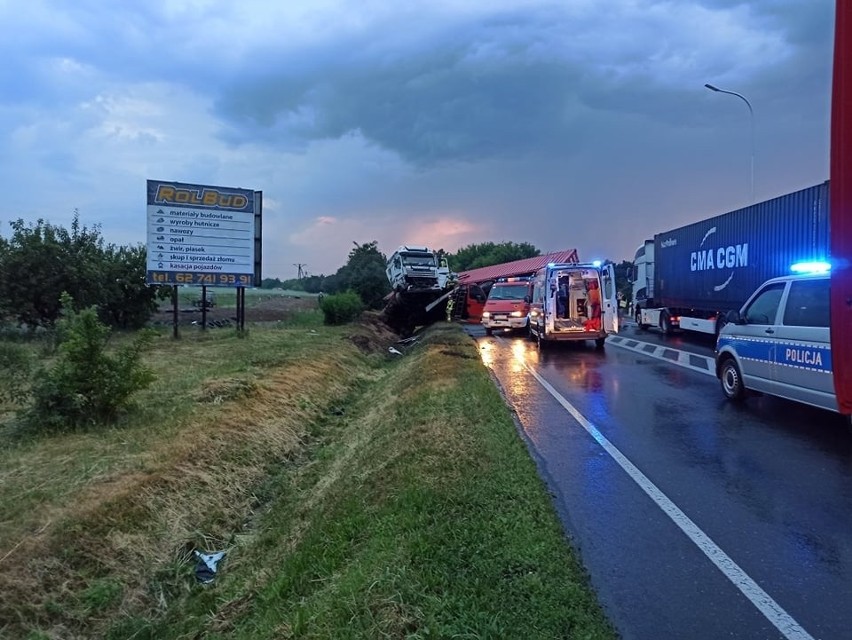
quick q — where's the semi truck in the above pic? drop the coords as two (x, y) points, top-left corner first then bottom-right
(631, 181), (830, 336)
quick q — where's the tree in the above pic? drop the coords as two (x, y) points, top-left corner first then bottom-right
(98, 245), (170, 329)
(612, 260), (633, 302)
(446, 241), (540, 272)
(0, 216), (105, 327)
(0, 214), (168, 328)
(333, 241), (390, 309)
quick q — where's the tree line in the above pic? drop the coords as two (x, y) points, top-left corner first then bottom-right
(0, 214), (168, 329)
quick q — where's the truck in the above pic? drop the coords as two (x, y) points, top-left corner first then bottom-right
(631, 182), (830, 336)
(528, 261), (620, 349)
(386, 245), (444, 292)
(381, 244), (458, 335)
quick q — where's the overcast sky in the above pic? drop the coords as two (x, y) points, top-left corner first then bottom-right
(0, 0), (835, 278)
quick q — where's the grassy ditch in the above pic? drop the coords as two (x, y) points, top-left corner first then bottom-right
(0, 318), (615, 639)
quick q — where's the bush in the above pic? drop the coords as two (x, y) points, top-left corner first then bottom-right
(320, 291), (364, 325)
(25, 298), (155, 430)
(0, 341), (32, 405)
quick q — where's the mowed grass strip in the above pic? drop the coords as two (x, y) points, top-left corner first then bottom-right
(140, 324), (616, 640)
(0, 315), (388, 638)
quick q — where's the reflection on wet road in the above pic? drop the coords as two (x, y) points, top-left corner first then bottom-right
(469, 326), (852, 640)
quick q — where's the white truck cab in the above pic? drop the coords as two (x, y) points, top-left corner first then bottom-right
(528, 261), (620, 349)
(386, 245), (442, 292)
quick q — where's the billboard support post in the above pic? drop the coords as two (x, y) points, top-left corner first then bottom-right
(201, 285), (207, 331)
(172, 285), (179, 339)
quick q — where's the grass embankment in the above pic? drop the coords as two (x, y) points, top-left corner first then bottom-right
(0, 316), (615, 639)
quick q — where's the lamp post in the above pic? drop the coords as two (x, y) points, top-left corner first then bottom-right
(705, 83), (755, 203)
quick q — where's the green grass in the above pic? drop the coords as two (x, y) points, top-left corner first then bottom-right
(0, 321), (615, 639)
(168, 286), (316, 310)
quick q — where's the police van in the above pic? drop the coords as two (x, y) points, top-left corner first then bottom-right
(715, 268), (850, 424)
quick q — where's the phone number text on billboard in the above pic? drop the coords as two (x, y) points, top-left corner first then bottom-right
(147, 271), (254, 286)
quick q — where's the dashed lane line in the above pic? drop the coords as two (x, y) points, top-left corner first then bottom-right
(607, 335), (716, 377)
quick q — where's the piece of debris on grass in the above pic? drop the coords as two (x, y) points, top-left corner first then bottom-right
(194, 550), (226, 584)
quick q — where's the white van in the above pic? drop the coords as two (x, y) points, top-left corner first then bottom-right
(715, 272), (849, 424)
(528, 262), (619, 349)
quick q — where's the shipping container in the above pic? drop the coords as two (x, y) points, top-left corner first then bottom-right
(632, 182), (830, 335)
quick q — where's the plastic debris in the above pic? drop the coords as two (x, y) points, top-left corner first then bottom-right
(388, 347), (403, 355)
(194, 550), (226, 584)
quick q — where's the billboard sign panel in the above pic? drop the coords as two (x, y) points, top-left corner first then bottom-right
(146, 180), (260, 286)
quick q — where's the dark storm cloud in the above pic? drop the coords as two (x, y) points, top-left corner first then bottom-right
(213, 1), (831, 168)
(215, 9), (591, 166)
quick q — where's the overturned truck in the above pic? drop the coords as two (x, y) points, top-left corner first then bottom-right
(381, 245), (455, 336)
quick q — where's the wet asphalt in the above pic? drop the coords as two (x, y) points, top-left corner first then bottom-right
(466, 322), (852, 640)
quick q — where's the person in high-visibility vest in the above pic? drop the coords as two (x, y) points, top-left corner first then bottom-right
(446, 295), (455, 322)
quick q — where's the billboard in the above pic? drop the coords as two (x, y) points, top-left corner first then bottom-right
(146, 180), (261, 286)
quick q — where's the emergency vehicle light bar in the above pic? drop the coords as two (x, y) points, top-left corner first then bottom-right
(790, 261), (831, 274)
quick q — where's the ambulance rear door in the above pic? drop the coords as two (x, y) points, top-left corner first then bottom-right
(602, 263), (619, 334)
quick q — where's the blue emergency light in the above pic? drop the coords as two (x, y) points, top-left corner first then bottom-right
(790, 261), (831, 274)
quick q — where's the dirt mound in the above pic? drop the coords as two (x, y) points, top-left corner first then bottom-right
(347, 312), (402, 354)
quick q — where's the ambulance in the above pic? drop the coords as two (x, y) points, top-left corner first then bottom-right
(528, 262), (620, 349)
(481, 277), (534, 336)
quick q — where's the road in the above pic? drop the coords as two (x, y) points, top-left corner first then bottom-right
(467, 322), (852, 640)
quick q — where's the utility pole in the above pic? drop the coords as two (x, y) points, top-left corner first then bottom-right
(293, 263), (307, 280)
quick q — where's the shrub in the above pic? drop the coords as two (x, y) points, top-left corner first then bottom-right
(25, 298), (155, 430)
(0, 341), (32, 405)
(320, 291), (364, 325)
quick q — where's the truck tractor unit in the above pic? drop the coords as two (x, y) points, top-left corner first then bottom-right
(528, 261), (620, 349)
(631, 182), (830, 337)
(386, 245), (443, 292)
(481, 276), (533, 336)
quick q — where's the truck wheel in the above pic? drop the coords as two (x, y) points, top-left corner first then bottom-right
(660, 314), (672, 336)
(595, 337), (606, 350)
(719, 358), (745, 401)
(635, 309), (649, 331)
(485, 327), (493, 336)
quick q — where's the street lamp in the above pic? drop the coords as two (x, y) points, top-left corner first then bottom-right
(705, 83), (755, 203)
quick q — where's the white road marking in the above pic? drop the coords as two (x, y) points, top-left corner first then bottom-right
(523, 363), (816, 640)
(606, 335), (716, 377)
